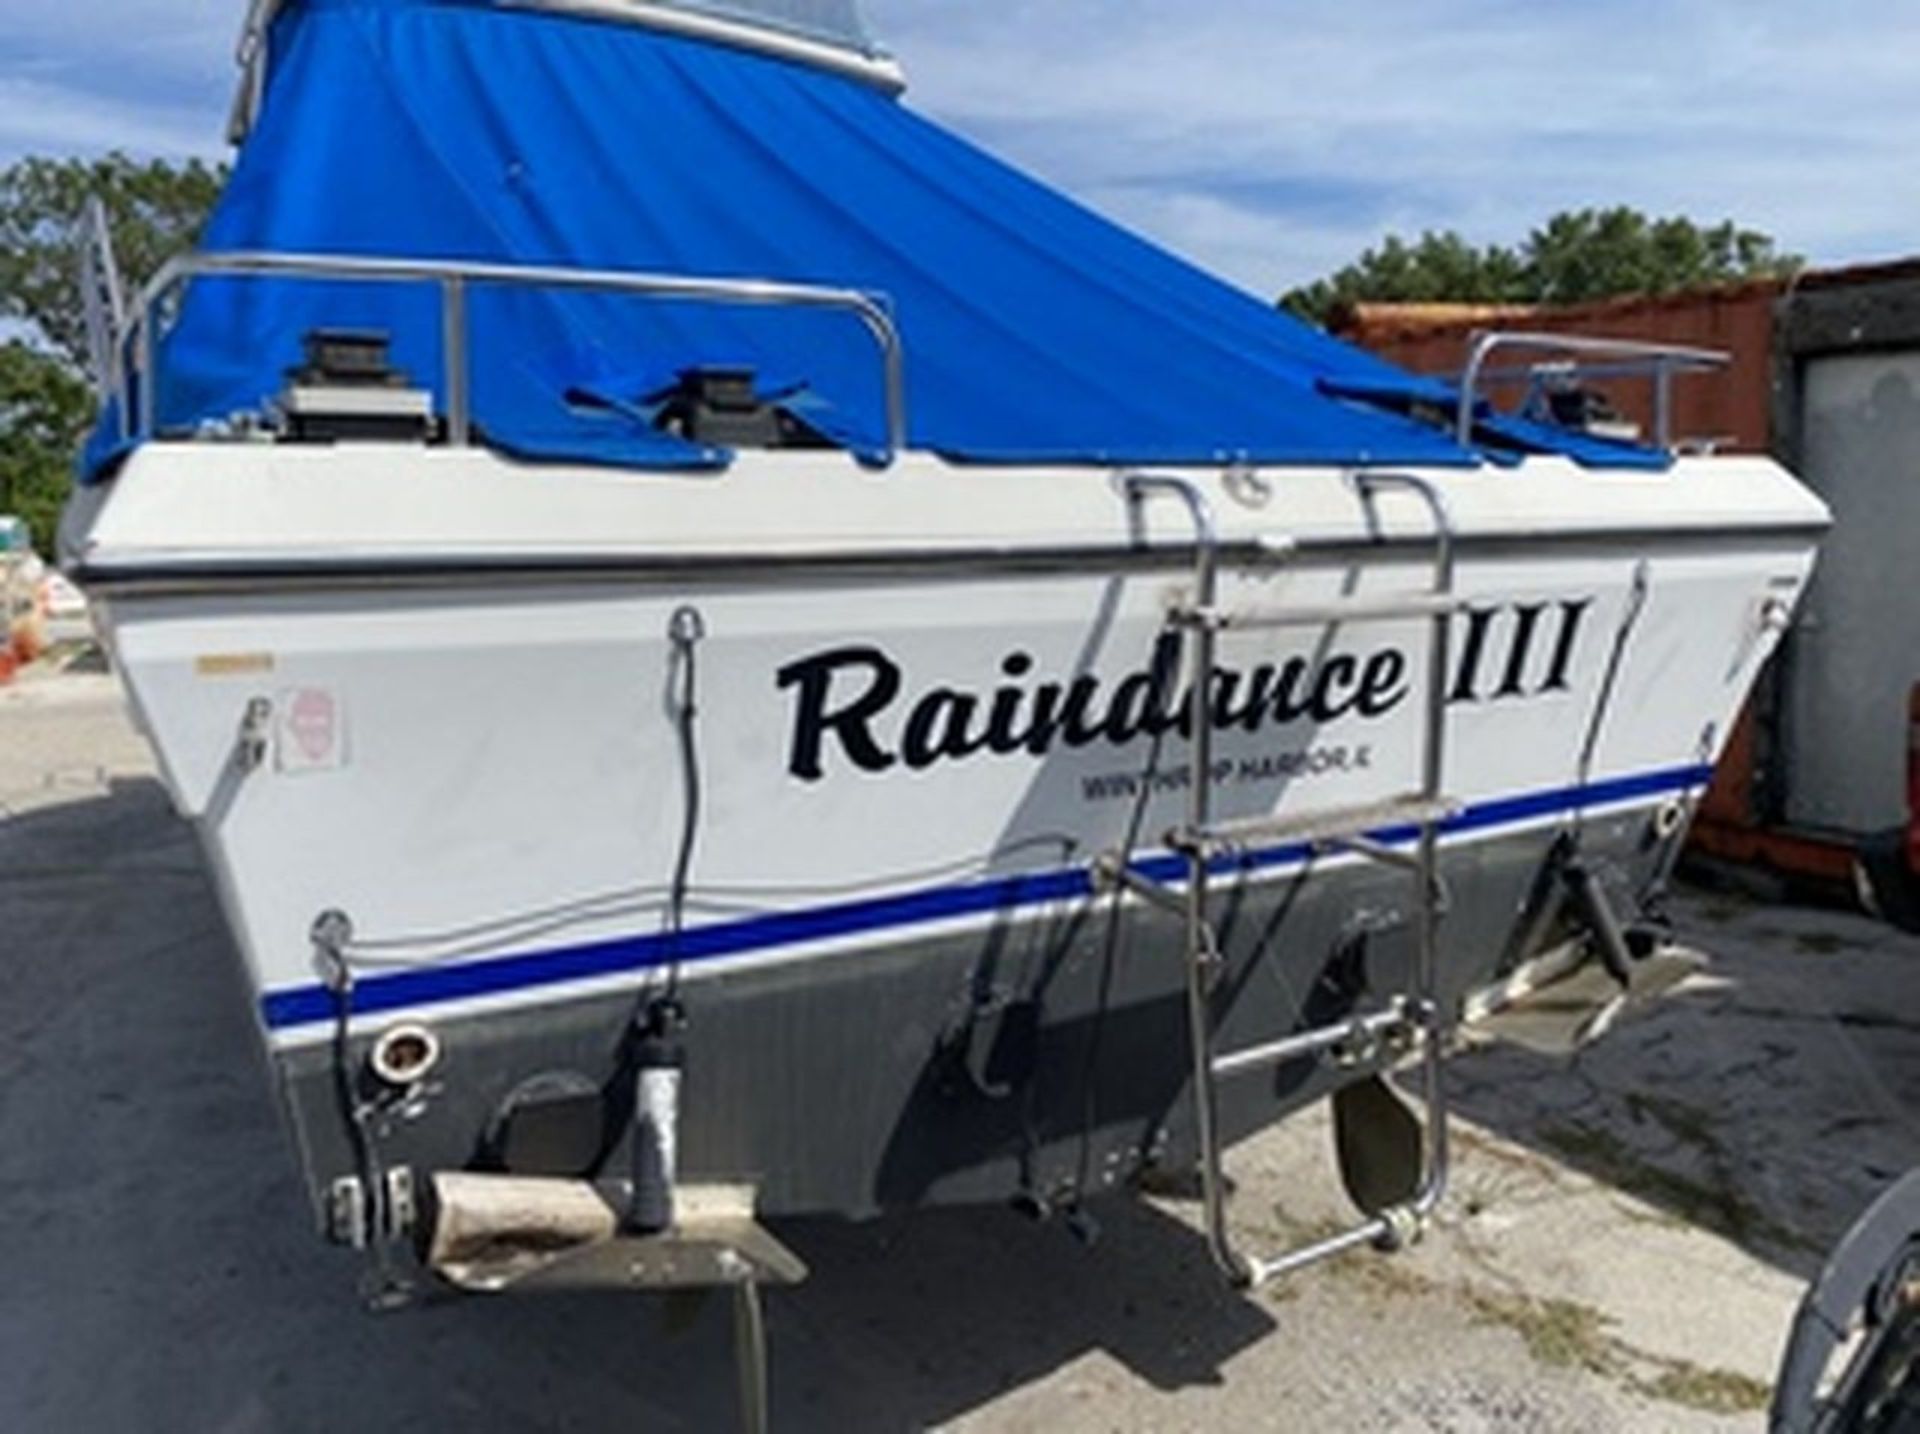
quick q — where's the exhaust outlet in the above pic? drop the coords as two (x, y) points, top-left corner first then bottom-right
(368, 1022), (441, 1088)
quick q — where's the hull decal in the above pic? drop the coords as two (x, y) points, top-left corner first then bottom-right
(258, 763), (1710, 1033)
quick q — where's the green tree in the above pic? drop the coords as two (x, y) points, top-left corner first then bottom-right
(0, 153), (225, 552)
(1281, 206), (1803, 325)
(1283, 230), (1532, 324)
(0, 341), (92, 554)
(0, 152), (227, 368)
(1523, 209), (1798, 305)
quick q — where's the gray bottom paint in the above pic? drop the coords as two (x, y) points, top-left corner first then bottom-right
(275, 806), (1663, 1228)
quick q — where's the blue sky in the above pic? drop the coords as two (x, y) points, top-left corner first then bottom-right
(1, 0), (1914, 297)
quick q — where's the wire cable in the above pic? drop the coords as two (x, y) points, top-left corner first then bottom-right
(661, 605), (707, 1005)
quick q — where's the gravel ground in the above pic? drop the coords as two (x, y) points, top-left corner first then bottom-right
(4, 661), (1917, 1432)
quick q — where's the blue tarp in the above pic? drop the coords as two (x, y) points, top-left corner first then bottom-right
(85, 0), (1668, 478)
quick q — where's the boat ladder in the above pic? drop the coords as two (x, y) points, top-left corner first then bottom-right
(1102, 469), (1459, 1288)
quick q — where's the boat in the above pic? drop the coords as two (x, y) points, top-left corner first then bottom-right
(64, 0), (1826, 1368)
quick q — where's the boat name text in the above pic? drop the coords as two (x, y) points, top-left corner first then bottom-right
(776, 599), (1592, 782)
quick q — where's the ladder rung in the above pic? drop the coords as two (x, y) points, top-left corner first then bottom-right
(1212, 1003), (1415, 1079)
(1243, 1206), (1423, 1287)
(1176, 592), (1459, 631)
(1180, 793), (1459, 854)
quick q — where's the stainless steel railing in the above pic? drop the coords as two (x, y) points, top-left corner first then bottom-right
(120, 250), (910, 465)
(1455, 330), (1729, 451)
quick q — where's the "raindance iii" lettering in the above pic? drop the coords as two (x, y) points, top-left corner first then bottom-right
(776, 599), (1592, 782)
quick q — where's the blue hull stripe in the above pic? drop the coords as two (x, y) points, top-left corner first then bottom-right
(260, 763), (1712, 1032)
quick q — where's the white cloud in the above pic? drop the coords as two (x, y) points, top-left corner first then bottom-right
(0, 0), (232, 165)
(0, 0), (234, 85)
(0, 0), (232, 164)
(867, 0), (1920, 292)
(0, 77), (222, 162)
(0, 0), (1913, 295)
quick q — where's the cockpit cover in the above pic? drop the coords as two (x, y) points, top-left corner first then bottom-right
(85, 0), (1667, 476)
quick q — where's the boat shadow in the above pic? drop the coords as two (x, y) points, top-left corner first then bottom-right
(370, 1193), (1278, 1433)
(0, 777), (1276, 1432)
(1431, 895), (1920, 1283)
(765, 1197), (1278, 1429)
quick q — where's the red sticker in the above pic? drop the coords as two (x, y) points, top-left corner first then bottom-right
(277, 687), (345, 773)
(288, 688), (337, 763)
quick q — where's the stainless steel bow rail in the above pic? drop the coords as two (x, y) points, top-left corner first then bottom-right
(115, 249), (910, 464)
(1099, 469), (1459, 1287)
(1455, 330), (1730, 451)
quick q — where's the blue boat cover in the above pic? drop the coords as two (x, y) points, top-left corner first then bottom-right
(85, 0), (1668, 477)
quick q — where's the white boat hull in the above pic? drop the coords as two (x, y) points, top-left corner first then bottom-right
(65, 445), (1825, 1221)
